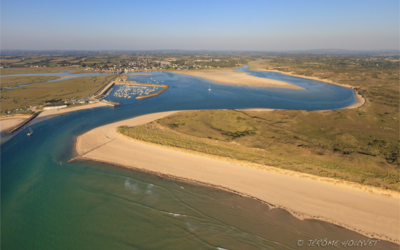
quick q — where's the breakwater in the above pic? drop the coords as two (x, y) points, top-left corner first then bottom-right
(136, 85), (169, 100)
(123, 81), (169, 100)
(93, 74), (118, 98)
(3, 112), (41, 135)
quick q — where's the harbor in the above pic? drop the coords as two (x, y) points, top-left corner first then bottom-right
(103, 74), (169, 100)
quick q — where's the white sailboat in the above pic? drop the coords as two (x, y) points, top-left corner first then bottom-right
(27, 127), (33, 136)
(208, 85), (211, 91)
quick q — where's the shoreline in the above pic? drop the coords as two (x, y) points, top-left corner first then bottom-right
(74, 111), (400, 244)
(256, 68), (366, 109)
(0, 115), (31, 133)
(79, 156), (398, 244)
(35, 102), (110, 121)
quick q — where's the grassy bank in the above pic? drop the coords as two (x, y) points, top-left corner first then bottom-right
(1, 76), (60, 89)
(0, 75), (112, 111)
(119, 109), (398, 191)
(119, 56), (398, 191)
(247, 57), (399, 113)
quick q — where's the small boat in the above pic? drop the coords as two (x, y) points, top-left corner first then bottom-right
(27, 127), (33, 136)
(208, 85), (211, 91)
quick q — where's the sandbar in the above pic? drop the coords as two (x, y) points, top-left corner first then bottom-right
(75, 111), (399, 244)
(174, 69), (303, 89)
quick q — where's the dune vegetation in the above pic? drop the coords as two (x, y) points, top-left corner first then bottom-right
(119, 55), (399, 191)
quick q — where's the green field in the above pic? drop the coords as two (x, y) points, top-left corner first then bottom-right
(0, 75), (112, 112)
(1, 76), (60, 89)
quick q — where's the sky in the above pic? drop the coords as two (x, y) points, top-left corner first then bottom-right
(1, 0), (399, 51)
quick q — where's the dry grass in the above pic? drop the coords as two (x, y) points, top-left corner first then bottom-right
(119, 56), (399, 191)
(1, 76), (60, 89)
(119, 108), (399, 191)
(0, 75), (112, 111)
(0, 67), (90, 75)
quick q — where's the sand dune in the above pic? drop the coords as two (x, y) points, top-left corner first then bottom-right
(75, 111), (399, 244)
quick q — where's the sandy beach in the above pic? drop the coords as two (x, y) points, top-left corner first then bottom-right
(30, 102), (111, 126)
(75, 111), (399, 244)
(0, 115), (31, 133)
(174, 69), (303, 89)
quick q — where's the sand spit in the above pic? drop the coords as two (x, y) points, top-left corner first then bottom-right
(174, 69), (303, 89)
(74, 111), (399, 244)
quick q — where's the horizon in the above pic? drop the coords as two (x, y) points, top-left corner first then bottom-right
(1, 48), (399, 52)
(1, 0), (399, 51)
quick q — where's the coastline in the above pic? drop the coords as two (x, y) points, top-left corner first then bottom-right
(257, 68), (366, 109)
(74, 111), (400, 244)
(81, 157), (399, 244)
(22, 102), (111, 128)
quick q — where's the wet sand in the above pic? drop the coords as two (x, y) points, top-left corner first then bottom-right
(174, 69), (303, 89)
(75, 111), (399, 244)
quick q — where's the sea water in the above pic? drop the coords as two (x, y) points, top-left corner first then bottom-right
(2, 69), (396, 249)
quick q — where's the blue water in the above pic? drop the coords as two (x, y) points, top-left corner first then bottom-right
(105, 69), (355, 110)
(2, 68), (396, 249)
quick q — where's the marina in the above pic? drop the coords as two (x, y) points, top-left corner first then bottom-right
(112, 85), (161, 99)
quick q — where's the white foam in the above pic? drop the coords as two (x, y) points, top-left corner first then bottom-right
(146, 184), (154, 195)
(124, 179), (139, 193)
(168, 212), (182, 217)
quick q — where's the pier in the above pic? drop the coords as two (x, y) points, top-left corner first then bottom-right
(100, 100), (120, 107)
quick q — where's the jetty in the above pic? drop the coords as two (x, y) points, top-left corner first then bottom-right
(93, 74), (118, 98)
(100, 100), (120, 107)
(136, 85), (169, 100)
(3, 112), (41, 135)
